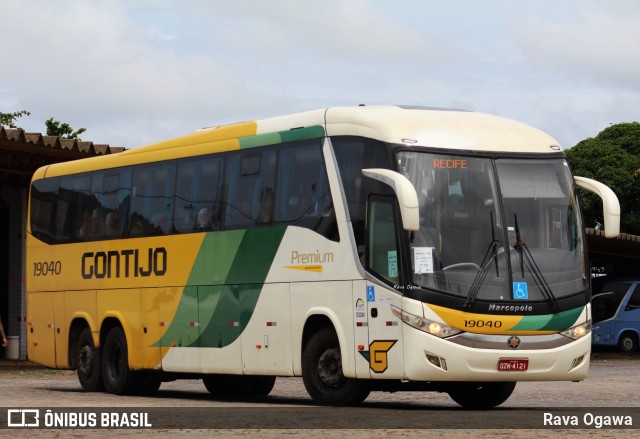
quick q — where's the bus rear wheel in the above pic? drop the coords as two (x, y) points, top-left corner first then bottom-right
(447, 382), (516, 409)
(101, 326), (139, 395)
(302, 327), (370, 406)
(76, 327), (104, 392)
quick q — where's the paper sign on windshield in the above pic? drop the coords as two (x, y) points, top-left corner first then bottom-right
(414, 247), (434, 274)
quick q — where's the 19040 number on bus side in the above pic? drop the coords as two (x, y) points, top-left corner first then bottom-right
(33, 261), (62, 276)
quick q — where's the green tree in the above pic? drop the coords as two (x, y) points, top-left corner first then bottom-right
(566, 122), (640, 235)
(0, 110), (31, 129)
(45, 117), (87, 140)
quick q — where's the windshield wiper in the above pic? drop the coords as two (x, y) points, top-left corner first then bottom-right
(464, 212), (501, 308)
(513, 214), (560, 312)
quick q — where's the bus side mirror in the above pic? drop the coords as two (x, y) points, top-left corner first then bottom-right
(574, 176), (620, 238)
(363, 168), (419, 231)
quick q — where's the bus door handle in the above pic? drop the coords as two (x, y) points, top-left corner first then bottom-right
(371, 308), (378, 318)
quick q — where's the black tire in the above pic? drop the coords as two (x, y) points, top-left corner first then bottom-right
(203, 374), (244, 397)
(76, 327), (104, 392)
(302, 327), (370, 406)
(138, 372), (162, 395)
(202, 375), (218, 394)
(250, 376), (276, 396)
(101, 326), (139, 395)
(448, 382), (516, 409)
(203, 375), (276, 397)
(618, 332), (638, 353)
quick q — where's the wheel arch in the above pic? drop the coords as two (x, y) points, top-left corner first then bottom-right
(302, 314), (335, 352)
(299, 309), (355, 377)
(99, 316), (124, 347)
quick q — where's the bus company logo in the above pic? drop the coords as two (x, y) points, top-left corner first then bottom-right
(81, 247), (167, 279)
(358, 340), (397, 373)
(507, 335), (521, 349)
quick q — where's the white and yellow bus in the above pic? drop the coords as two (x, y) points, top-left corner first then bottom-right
(27, 105), (620, 408)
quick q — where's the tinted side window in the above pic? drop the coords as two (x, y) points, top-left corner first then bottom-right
(367, 197), (399, 285)
(275, 140), (338, 241)
(593, 283), (630, 322)
(30, 178), (59, 244)
(175, 156), (224, 233)
(88, 170), (131, 240)
(58, 175), (92, 243)
(223, 149), (276, 229)
(626, 284), (640, 311)
(130, 163), (176, 236)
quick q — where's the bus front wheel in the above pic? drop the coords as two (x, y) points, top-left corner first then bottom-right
(101, 326), (139, 395)
(302, 327), (370, 406)
(447, 382), (516, 409)
(76, 327), (104, 392)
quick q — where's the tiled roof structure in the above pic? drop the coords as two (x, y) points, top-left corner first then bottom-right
(0, 126), (123, 155)
(0, 126), (124, 185)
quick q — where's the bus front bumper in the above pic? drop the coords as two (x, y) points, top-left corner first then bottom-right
(403, 325), (591, 382)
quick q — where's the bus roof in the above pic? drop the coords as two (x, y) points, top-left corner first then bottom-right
(34, 105), (562, 179)
(324, 105), (561, 153)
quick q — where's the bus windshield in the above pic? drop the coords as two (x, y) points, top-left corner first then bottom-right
(398, 151), (587, 303)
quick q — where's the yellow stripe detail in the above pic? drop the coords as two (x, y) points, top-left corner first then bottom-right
(427, 303), (554, 335)
(127, 121), (258, 154)
(37, 121), (258, 177)
(283, 265), (323, 273)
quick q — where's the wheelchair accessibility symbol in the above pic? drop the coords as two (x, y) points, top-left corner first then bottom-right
(513, 282), (529, 299)
(367, 285), (376, 302)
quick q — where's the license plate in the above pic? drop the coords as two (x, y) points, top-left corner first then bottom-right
(497, 358), (529, 371)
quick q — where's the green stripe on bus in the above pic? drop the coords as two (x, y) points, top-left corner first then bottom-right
(539, 306), (583, 331)
(238, 125), (325, 149)
(189, 229), (246, 285)
(153, 226), (287, 348)
(512, 306), (583, 331)
(279, 125), (325, 143)
(239, 132), (282, 149)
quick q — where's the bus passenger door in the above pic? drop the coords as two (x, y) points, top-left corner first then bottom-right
(364, 281), (403, 379)
(363, 196), (404, 379)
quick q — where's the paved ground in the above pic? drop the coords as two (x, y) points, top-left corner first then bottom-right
(0, 350), (638, 438)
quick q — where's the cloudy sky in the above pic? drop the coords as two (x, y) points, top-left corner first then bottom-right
(1, 0), (639, 149)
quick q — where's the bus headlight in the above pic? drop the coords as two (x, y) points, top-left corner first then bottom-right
(391, 305), (462, 338)
(560, 321), (592, 340)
